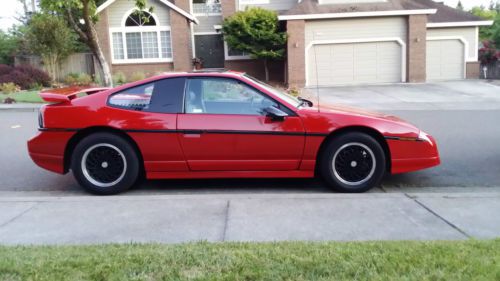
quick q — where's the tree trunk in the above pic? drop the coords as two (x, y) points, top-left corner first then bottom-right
(30, 0), (36, 13)
(264, 59), (269, 82)
(77, 0), (113, 87)
(20, 0), (28, 16)
(93, 44), (113, 87)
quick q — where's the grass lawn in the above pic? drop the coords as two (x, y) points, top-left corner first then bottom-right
(0, 91), (44, 103)
(0, 240), (499, 281)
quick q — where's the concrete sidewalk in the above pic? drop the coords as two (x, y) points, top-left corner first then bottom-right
(1, 192), (499, 245)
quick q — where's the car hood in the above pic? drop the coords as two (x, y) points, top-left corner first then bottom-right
(301, 103), (421, 135)
(318, 103), (402, 120)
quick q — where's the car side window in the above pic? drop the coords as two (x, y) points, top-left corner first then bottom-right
(185, 77), (277, 115)
(108, 78), (185, 113)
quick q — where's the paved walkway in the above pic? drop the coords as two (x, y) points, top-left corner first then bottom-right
(0, 192), (499, 245)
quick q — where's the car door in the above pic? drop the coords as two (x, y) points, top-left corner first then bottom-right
(177, 77), (305, 171)
(107, 77), (188, 172)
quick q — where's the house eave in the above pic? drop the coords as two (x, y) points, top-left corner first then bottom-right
(96, 0), (199, 24)
(278, 9), (437, 21)
(426, 21), (494, 28)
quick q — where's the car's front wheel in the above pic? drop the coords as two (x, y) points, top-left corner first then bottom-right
(71, 133), (139, 195)
(320, 132), (386, 193)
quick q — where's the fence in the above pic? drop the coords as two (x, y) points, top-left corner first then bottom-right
(480, 61), (500, 80)
(14, 53), (96, 82)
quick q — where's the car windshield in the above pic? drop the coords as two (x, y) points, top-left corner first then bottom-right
(243, 74), (301, 108)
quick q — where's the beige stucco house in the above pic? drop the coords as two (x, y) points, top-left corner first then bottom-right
(95, 0), (492, 87)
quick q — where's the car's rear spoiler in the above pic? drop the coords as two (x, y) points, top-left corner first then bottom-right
(40, 87), (111, 103)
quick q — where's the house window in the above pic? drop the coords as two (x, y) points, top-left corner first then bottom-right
(224, 42), (251, 60)
(193, 0), (222, 15)
(110, 10), (173, 64)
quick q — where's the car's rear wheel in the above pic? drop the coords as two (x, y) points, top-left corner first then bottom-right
(320, 132), (386, 193)
(71, 133), (139, 195)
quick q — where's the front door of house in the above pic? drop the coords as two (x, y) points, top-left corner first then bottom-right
(195, 34), (225, 69)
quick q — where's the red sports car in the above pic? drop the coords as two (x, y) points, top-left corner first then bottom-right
(28, 71), (440, 195)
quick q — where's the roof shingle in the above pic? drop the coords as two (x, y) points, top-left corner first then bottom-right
(282, 0), (484, 23)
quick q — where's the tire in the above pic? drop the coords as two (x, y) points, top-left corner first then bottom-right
(71, 132), (139, 195)
(319, 132), (386, 193)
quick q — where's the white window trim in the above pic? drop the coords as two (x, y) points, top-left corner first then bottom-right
(427, 36), (468, 79)
(305, 37), (407, 87)
(109, 26), (173, 64)
(224, 42), (252, 60)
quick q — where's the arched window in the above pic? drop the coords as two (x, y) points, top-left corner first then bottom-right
(110, 9), (173, 63)
(125, 11), (157, 26)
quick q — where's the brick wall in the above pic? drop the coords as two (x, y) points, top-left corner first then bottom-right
(113, 63), (174, 79)
(170, 0), (193, 71)
(466, 62), (480, 79)
(286, 20), (306, 87)
(407, 15), (427, 83)
(225, 60), (284, 81)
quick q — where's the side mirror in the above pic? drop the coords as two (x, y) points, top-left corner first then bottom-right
(263, 106), (288, 121)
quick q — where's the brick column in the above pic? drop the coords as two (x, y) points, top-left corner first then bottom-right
(170, 0), (193, 71)
(407, 15), (427, 83)
(221, 0), (237, 19)
(287, 20), (306, 88)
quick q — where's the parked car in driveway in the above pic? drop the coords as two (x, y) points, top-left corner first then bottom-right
(28, 70), (440, 195)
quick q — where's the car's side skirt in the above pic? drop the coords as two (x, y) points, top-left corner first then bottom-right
(146, 170), (315, 180)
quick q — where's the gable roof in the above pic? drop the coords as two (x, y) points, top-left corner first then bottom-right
(97, 0), (199, 24)
(278, 0), (492, 26)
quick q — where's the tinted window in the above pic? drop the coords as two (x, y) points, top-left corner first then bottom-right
(185, 78), (277, 115)
(109, 78), (185, 113)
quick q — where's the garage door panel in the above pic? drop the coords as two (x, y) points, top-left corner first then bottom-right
(308, 41), (402, 86)
(426, 39), (464, 81)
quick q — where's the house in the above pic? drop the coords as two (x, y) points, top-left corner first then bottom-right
(95, 0), (492, 87)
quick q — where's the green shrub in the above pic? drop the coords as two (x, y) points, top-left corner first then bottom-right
(0, 82), (20, 94)
(128, 71), (146, 82)
(113, 72), (127, 85)
(29, 83), (43, 91)
(64, 73), (93, 86)
(76, 73), (92, 86)
(64, 73), (79, 85)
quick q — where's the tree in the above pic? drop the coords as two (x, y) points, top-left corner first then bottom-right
(26, 13), (76, 81)
(222, 7), (287, 81)
(39, 0), (149, 86)
(0, 31), (19, 65)
(471, 6), (499, 40)
(457, 0), (464, 10)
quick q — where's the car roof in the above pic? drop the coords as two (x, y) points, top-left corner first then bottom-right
(154, 70), (246, 79)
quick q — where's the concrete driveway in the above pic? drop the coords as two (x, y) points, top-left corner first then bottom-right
(303, 80), (500, 111)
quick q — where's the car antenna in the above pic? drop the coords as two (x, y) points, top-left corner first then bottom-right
(312, 32), (320, 112)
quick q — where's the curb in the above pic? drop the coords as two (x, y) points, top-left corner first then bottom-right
(0, 104), (43, 112)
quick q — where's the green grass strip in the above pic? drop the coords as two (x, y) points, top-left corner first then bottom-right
(0, 91), (44, 103)
(1, 240), (499, 281)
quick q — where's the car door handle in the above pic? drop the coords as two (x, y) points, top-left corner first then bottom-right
(182, 130), (204, 138)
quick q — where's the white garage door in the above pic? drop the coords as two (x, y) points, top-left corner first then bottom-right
(307, 41), (403, 86)
(426, 39), (465, 81)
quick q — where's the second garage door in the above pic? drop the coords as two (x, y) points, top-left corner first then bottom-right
(426, 39), (465, 81)
(307, 41), (403, 86)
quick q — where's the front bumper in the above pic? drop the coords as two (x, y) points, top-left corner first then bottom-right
(388, 132), (441, 174)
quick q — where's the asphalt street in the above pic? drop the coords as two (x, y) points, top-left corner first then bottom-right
(1, 108), (499, 195)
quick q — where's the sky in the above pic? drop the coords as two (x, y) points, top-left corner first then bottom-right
(0, 0), (497, 32)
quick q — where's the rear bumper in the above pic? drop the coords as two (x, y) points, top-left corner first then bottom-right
(388, 132), (441, 174)
(27, 131), (74, 174)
